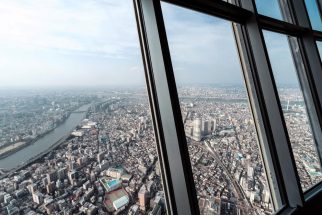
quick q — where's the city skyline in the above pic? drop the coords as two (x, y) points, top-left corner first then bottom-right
(1, 85), (316, 214)
(0, 1), (321, 215)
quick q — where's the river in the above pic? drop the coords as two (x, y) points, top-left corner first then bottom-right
(0, 103), (91, 170)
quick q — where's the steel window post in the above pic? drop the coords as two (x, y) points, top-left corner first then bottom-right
(238, 0), (304, 208)
(288, 36), (322, 192)
(290, 1), (322, 179)
(133, 0), (322, 213)
(133, 0), (200, 214)
(277, 0), (322, 193)
(161, 0), (252, 23)
(233, 22), (284, 210)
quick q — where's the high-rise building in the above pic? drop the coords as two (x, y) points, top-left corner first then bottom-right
(247, 166), (254, 178)
(47, 171), (57, 184)
(27, 184), (37, 194)
(185, 126), (194, 137)
(210, 119), (216, 133)
(193, 118), (202, 141)
(90, 171), (96, 182)
(57, 167), (67, 180)
(262, 189), (271, 204)
(202, 120), (209, 136)
(32, 192), (43, 205)
(68, 171), (78, 185)
(46, 182), (56, 194)
(138, 185), (149, 211)
(97, 152), (105, 163)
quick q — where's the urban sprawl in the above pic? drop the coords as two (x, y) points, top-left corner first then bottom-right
(0, 86), (321, 215)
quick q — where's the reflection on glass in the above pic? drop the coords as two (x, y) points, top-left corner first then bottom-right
(317, 41), (322, 60)
(255, 0), (283, 21)
(162, 3), (275, 214)
(305, 0), (322, 31)
(263, 31), (322, 191)
(0, 1), (166, 214)
(221, 0), (234, 4)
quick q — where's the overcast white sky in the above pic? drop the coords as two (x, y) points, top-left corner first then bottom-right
(0, 0), (306, 88)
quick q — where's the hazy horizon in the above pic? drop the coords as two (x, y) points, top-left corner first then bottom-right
(0, 0), (315, 88)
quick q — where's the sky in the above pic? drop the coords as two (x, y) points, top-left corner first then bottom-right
(263, 31), (300, 88)
(162, 2), (243, 86)
(304, 0), (322, 31)
(0, 0), (318, 88)
(255, 0), (283, 21)
(0, 0), (144, 87)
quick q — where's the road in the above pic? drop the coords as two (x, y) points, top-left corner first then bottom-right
(191, 140), (254, 210)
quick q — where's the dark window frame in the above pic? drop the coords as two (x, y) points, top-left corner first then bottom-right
(133, 0), (322, 214)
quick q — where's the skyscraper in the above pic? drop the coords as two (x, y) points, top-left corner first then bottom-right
(202, 120), (209, 136)
(193, 118), (202, 141)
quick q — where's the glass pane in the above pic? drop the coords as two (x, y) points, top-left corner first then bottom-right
(263, 31), (322, 191)
(0, 1), (166, 214)
(162, 3), (276, 214)
(317, 41), (322, 60)
(305, 0), (322, 31)
(255, 0), (283, 21)
(221, 0), (237, 5)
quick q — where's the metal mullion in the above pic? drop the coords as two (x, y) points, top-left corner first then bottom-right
(239, 0), (304, 208)
(278, 0), (296, 23)
(290, 0), (310, 27)
(281, 0), (322, 191)
(134, 1), (175, 212)
(313, 30), (322, 39)
(288, 36), (322, 191)
(160, 0), (322, 40)
(290, 0), (322, 177)
(133, 0), (199, 214)
(161, 0), (252, 24)
(233, 22), (284, 210)
(258, 15), (307, 37)
(231, 1), (285, 207)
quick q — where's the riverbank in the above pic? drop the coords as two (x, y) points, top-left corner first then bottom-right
(0, 133), (71, 180)
(0, 103), (92, 175)
(0, 112), (73, 160)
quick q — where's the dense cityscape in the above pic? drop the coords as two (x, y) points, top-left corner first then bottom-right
(178, 86), (273, 215)
(0, 90), (95, 160)
(277, 88), (322, 190)
(0, 89), (165, 215)
(177, 86), (322, 214)
(0, 86), (321, 215)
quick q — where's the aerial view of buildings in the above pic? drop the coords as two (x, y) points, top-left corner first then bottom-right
(0, 90), (95, 159)
(178, 86), (274, 215)
(177, 86), (322, 214)
(277, 88), (322, 190)
(0, 86), (320, 215)
(0, 89), (165, 215)
(2, 0), (322, 213)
